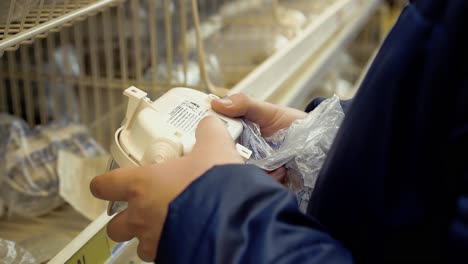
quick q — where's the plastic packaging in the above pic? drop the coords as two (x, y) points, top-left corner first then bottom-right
(204, 27), (289, 86)
(0, 115), (20, 218)
(144, 52), (224, 88)
(221, 6), (306, 38)
(0, 239), (37, 264)
(0, 114), (106, 218)
(57, 151), (109, 220)
(191, 0), (307, 87)
(44, 45), (81, 123)
(281, 0), (334, 21)
(239, 95), (344, 212)
(310, 51), (361, 100)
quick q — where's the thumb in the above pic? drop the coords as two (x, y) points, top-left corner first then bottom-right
(192, 115), (243, 163)
(211, 93), (281, 131)
(211, 93), (252, 118)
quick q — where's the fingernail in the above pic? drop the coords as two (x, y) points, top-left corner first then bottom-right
(89, 178), (99, 197)
(216, 98), (233, 106)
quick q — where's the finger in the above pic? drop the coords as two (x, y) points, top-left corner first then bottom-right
(107, 210), (135, 242)
(266, 167), (288, 183)
(137, 234), (159, 262)
(211, 93), (280, 126)
(195, 115), (236, 148)
(192, 115), (243, 163)
(90, 166), (145, 201)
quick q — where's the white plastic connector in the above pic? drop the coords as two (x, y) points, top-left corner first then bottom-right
(236, 143), (253, 160)
(122, 87), (150, 128)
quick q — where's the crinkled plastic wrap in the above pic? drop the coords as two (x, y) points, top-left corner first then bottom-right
(0, 239), (36, 264)
(0, 114), (106, 218)
(239, 95), (344, 212)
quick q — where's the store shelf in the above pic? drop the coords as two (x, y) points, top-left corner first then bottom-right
(0, 205), (90, 263)
(270, 0), (381, 108)
(0, 0), (121, 53)
(232, 0), (381, 108)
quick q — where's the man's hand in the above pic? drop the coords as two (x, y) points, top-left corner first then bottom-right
(212, 93), (306, 183)
(90, 116), (243, 261)
(211, 93), (307, 137)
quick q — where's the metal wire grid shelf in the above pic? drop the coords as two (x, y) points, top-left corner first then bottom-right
(1, 0), (312, 148)
(0, 0), (127, 52)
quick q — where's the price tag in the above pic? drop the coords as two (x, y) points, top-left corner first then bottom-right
(65, 227), (111, 264)
(50, 213), (118, 264)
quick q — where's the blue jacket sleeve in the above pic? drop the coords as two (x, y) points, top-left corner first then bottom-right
(156, 165), (352, 264)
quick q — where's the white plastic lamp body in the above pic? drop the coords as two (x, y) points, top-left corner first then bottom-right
(107, 87), (249, 215)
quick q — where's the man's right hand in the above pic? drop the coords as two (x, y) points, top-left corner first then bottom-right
(211, 93), (307, 183)
(211, 93), (307, 137)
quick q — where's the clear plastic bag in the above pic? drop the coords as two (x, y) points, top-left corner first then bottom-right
(239, 95), (344, 212)
(204, 27), (289, 86)
(44, 45), (81, 123)
(221, 6), (306, 39)
(144, 51), (224, 89)
(0, 114), (106, 218)
(0, 239), (36, 264)
(280, 0), (334, 21)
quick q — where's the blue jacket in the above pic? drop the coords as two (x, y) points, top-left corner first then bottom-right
(157, 0), (468, 263)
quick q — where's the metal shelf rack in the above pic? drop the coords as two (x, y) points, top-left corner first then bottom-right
(0, 0), (123, 53)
